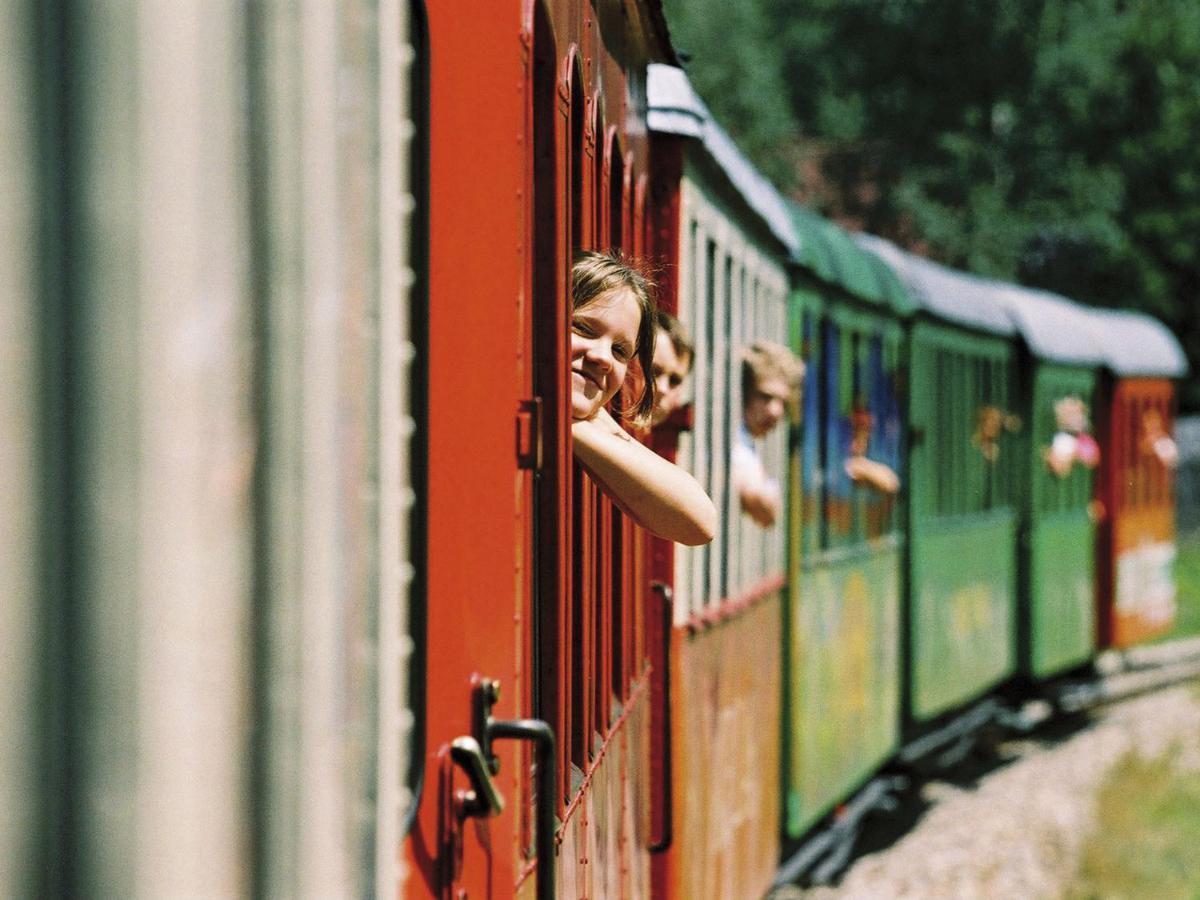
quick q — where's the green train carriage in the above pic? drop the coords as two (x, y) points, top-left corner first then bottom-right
(995, 288), (1109, 678)
(856, 235), (1023, 731)
(783, 207), (913, 841)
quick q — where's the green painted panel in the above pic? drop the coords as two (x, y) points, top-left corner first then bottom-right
(1029, 513), (1096, 675)
(786, 543), (902, 836)
(1023, 364), (1098, 676)
(911, 319), (1011, 364)
(910, 511), (1017, 720)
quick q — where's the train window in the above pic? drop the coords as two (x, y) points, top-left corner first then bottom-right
(711, 246), (732, 601)
(1137, 396), (1148, 507)
(594, 111), (608, 246)
(983, 358), (1000, 508)
(633, 169), (647, 258)
(823, 322), (851, 547)
(866, 334), (900, 537)
(539, 45), (586, 795)
(922, 342), (1020, 521)
(676, 215), (702, 618)
(701, 236), (718, 605)
(1147, 400), (1156, 511)
(957, 354), (969, 513)
(1157, 399), (1167, 505)
(1136, 396), (1146, 507)
(571, 464), (594, 768)
(606, 131), (624, 251)
(933, 349), (948, 517)
(1037, 391), (1056, 514)
(567, 53), (591, 777)
(603, 143), (632, 709)
(966, 357), (983, 511)
(1129, 395), (1141, 510)
(1144, 395), (1157, 507)
(801, 309), (824, 557)
(673, 191), (790, 605)
(1037, 382), (1096, 516)
(556, 63), (653, 787)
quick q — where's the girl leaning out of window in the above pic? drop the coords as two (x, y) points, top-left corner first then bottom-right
(568, 251), (715, 547)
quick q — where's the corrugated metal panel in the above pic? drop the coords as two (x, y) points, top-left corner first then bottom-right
(647, 64), (797, 255)
(1082, 307), (1189, 377)
(853, 233), (1016, 336)
(787, 203), (915, 316)
(992, 284), (1106, 367)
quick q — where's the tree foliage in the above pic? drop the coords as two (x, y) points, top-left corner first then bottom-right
(664, 0), (1200, 409)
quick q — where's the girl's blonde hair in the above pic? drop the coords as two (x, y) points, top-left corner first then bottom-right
(572, 251), (658, 423)
(741, 340), (805, 400)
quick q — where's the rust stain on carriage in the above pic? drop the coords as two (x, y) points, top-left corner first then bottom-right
(669, 593), (783, 900)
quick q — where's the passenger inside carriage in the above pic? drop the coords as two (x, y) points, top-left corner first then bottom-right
(844, 405), (901, 496)
(649, 309), (694, 428)
(569, 251), (716, 546)
(734, 340), (804, 528)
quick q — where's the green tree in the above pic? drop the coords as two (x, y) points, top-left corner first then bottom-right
(664, 0), (1200, 409)
(662, 0), (800, 187)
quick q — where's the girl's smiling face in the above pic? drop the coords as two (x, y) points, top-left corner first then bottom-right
(571, 286), (643, 420)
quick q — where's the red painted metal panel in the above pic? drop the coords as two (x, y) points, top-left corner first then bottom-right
(411, 3), (528, 897)
(411, 3), (658, 895)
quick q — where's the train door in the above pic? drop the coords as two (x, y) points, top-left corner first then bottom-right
(412, 3), (560, 898)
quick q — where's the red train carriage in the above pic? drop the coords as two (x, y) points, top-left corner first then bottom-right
(412, 2), (673, 897)
(646, 64), (798, 900)
(1086, 309), (1189, 649)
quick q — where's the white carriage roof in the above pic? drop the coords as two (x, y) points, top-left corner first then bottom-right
(852, 233), (1017, 337)
(647, 64), (799, 256)
(990, 283), (1107, 367)
(1080, 307), (1189, 377)
(855, 233), (1186, 372)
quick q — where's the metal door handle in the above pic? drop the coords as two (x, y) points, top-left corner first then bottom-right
(461, 678), (558, 900)
(449, 736), (505, 818)
(487, 718), (556, 900)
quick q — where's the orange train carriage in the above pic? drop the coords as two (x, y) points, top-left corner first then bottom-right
(644, 63), (798, 900)
(1086, 310), (1189, 649)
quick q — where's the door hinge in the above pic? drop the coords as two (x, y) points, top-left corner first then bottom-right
(517, 397), (543, 471)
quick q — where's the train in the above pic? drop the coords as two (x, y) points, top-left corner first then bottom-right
(1, 1), (1187, 898)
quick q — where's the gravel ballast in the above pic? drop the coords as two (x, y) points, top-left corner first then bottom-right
(791, 683), (1200, 900)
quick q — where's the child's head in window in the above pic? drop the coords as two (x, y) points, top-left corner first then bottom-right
(849, 405), (874, 457)
(571, 252), (657, 424)
(650, 310), (693, 427)
(742, 340), (804, 438)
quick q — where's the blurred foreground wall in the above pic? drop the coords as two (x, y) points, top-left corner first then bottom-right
(0, 2), (416, 896)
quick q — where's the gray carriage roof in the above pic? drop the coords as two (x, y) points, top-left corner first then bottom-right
(854, 234), (1186, 372)
(647, 64), (798, 256)
(1081, 307), (1189, 377)
(990, 283), (1107, 367)
(852, 233), (1016, 336)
